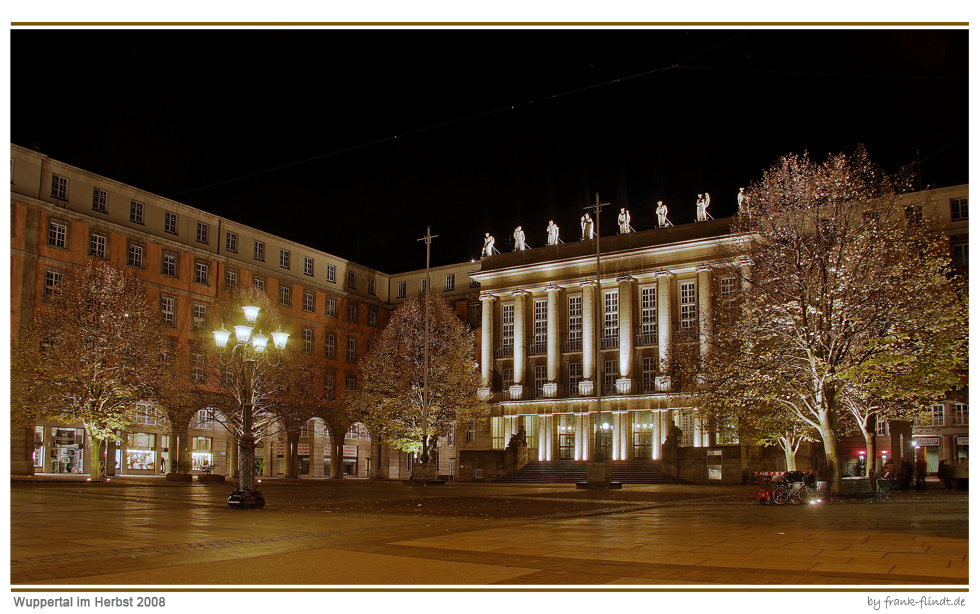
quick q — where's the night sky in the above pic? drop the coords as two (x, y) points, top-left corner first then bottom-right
(10, 28), (968, 272)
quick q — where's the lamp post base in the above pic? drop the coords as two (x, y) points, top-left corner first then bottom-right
(228, 489), (266, 510)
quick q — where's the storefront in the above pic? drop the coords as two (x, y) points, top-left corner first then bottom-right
(191, 436), (213, 471)
(124, 432), (158, 475)
(48, 427), (85, 474)
(324, 445), (359, 476)
(913, 435), (941, 474)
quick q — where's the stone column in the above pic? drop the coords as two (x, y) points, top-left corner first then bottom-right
(697, 265), (713, 362)
(479, 293), (495, 395)
(617, 275), (635, 394)
(652, 411), (663, 460)
(656, 271), (673, 390)
(546, 284), (560, 381)
(512, 290), (528, 398)
(612, 411), (621, 460)
(581, 413), (590, 461)
(580, 280), (596, 396)
(574, 413), (583, 460)
(538, 413), (548, 461)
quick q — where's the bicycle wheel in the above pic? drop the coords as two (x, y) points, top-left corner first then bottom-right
(799, 486), (814, 504)
(772, 485), (789, 505)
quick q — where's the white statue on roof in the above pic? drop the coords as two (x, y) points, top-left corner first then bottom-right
(513, 226), (527, 251)
(656, 200), (670, 227)
(482, 233), (495, 257)
(618, 208), (631, 234)
(546, 220), (559, 246)
(581, 213), (594, 240)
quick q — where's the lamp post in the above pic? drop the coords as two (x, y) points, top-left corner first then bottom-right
(213, 304), (289, 510)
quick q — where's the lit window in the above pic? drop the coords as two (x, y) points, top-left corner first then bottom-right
(51, 174), (68, 200)
(224, 269), (238, 290)
(280, 249), (290, 269)
(304, 256), (314, 276)
(568, 295), (582, 344)
(130, 200), (144, 223)
(368, 278), (376, 295)
(194, 261), (210, 285)
(502, 303), (514, 347)
(642, 356), (657, 392)
(279, 284), (291, 306)
(196, 222), (209, 244)
(905, 205), (923, 224)
(303, 290), (315, 312)
(931, 404), (945, 426)
(326, 264), (336, 283)
(190, 352), (206, 383)
(92, 188), (108, 213)
(303, 328), (314, 354)
(446, 274), (455, 291)
(397, 281), (406, 298)
(128, 243), (145, 268)
(325, 333), (336, 359)
(640, 287), (657, 342)
(604, 291), (619, 342)
(195, 409), (214, 430)
(43, 268), (62, 300)
(347, 302), (358, 323)
(89, 233), (107, 259)
(164, 211), (178, 234)
(162, 252), (178, 277)
(534, 299), (547, 347)
(951, 403), (968, 425)
(253, 277), (266, 293)
(254, 240), (265, 261)
(346, 337), (357, 362)
(680, 281), (697, 329)
(954, 243), (968, 267)
(951, 197), (968, 221)
(161, 295), (176, 328)
(326, 298), (337, 318)
(47, 220), (67, 248)
(226, 231), (237, 252)
(192, 303), (207, 332)
(345, 372), (357, 389)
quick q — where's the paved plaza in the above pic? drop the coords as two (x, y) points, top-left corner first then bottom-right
(9, 477), (969, 586)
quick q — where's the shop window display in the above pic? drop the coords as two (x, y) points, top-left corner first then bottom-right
(126, 432), (157, 471)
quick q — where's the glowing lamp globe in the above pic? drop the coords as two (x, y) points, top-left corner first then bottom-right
(213, 326), (232, 349)
(271, 329), (290, 350)
(234, 324), (253, 344)
(242, 305), (261, 324)
(251, 332), (269, 354)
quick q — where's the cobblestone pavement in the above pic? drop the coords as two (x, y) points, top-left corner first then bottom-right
(9, 477), (969, 586)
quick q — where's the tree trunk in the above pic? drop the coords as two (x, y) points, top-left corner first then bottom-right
(85, 429), (106, 481)
(863, 415), (878, 492)
(816, 419), (841, 494)
(779, 438), (798, 471)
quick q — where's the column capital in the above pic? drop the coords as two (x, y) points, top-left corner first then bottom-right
(696, 264), (713, 273)
(580, 279), (597, 287)
(512, 289), (530, 297)
(616, 275), (635, 283)
(656, 270), (673, 279)
(479, 292), (497, 302)
(546, 283), (561, 293)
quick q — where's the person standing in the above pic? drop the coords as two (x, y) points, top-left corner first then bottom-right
(915, 455), (927, 491)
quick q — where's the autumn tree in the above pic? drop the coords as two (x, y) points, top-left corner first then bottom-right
(347, 293), (487, 466)
(11, 261), (170, 480)
(282, 353), (360, 478)
(191, 285), (298, 479)
(695, 148), (966, 490)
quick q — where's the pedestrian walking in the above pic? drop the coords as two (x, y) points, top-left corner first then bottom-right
(939, 460), (954, 491)
(898, 457), (913, 491)
(915, 456), (927, 491)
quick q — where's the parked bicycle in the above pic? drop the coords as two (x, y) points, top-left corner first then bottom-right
(771, 471), (820, 505)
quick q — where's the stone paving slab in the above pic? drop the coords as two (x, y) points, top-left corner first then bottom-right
(9, 479), (969, 586)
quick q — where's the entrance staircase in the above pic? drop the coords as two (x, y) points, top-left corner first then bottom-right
(493, 460), (684, 484)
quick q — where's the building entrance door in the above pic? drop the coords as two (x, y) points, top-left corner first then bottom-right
(558, 433), (575, 459)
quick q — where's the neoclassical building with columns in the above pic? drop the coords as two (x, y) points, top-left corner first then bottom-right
(467, 218), (742, 468)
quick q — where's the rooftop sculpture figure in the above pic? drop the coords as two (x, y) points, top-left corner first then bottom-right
(482, 233), (495, 257)
(696, 192), (711, 222)
(546, 220), (560, 246)
(737, 187), (748, 215)
(513, 226), (527, 251)
(656, 200), (671, 227)
(618, 208), (632, 234)
(581, 213), (594, 240)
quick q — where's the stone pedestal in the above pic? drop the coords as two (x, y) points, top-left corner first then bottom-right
(615, 377), (633, 395)
(509, 385), (525, 401)
(542, 382), (559, 399)
(656, 375), (672, 392)
(409, 463), (445, 485)
(578, 380), (595, 396)
(576, 461), (622, 489)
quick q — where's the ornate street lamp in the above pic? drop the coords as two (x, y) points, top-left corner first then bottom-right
(213, 304), (288, 510)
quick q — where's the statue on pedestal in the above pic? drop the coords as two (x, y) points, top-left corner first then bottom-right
(513, 226), (526, 251)
(737, 187), (748, 215)
(696, 192), (711, 222)
(656, 200), (670, 227)
(617, 208), (631, 234)
(482, 233), (495, 257)
(581, 213), (594, 240)
(546, 220), (560, 246)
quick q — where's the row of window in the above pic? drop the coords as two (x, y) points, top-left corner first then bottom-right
(51, 175), (378, 294)
(499, 356), (663, 395)
(499, 280), (731, 348)
(393, 273), (466, 298)
(188, 349), (358, 393)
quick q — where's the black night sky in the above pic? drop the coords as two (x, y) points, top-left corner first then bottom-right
(10, 28), (968, 272)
